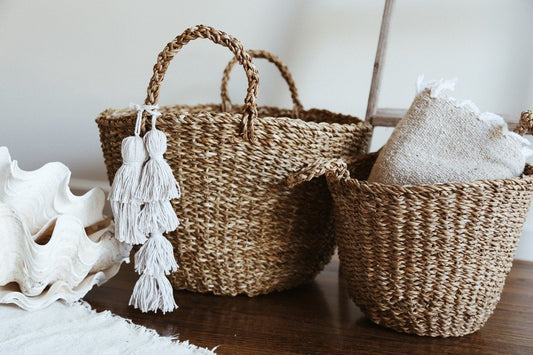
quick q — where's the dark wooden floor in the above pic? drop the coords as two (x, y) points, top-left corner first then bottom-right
(84, 257), (533, 355)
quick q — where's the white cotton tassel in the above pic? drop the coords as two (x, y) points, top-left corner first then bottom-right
(129, 273), (177, 314)
(109, 136), (146, 201)
(129, 231), (178, 313)
(136, 129), (181, 202)
(111, 201), (146, 244)
(128, 106), (181, 313)
(137, 200), (179, 234)
(109, 134), (147, 244)
(134, 231), (178, 276)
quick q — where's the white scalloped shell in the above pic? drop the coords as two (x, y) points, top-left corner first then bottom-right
(0, 147), (131, 310)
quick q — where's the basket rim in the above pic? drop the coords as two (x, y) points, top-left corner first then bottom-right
(327, 162), (533, 196)
(95, 104), (372, 132)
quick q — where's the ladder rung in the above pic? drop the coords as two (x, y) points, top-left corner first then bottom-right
(368, 108), (519, 130)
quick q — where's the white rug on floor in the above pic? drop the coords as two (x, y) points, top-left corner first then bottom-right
(0, 301), (214, 355)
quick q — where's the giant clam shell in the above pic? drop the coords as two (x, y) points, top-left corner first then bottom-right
(0, 147), (131, 310)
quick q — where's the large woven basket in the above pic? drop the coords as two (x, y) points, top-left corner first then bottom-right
(96, 25), (372, 296)
(290, 110), (533, 337)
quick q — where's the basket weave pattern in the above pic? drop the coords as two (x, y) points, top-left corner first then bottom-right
(96, 26), (372, 296)
(324, 111), (533, 337)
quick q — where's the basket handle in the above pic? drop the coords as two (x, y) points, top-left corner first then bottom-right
(220, 50), (304, 119)
(514, 110), (533, 136)
(286, 159), (349, 188)
(144, 25), (260, 141)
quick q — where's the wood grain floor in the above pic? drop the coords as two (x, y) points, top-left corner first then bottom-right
(84, 257), (533, 355)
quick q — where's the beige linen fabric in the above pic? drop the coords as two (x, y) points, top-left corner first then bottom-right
(369, 79), (531, 185)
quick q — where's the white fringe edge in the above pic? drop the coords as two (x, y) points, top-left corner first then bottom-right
(416, 75), (533, 159)
(74, 301), (216, 354)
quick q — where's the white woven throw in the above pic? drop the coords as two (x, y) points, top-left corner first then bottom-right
(0, 301), (214, 355)
(369, 77), (532, 185)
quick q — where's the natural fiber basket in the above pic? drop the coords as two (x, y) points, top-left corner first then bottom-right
(96, 25), (372, 296)
(289, 110), (533, 337)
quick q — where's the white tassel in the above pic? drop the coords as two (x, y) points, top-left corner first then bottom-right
(127, 104), (181, 314)
(134, 231), (178, 276)
(137, 200), (179, 234)
(136, 129), (181, 202)
(108, 125), (146, 244)
(128, 273), (177, 314)
(109, 136), (146, 202)
(111, 201), (147, 244)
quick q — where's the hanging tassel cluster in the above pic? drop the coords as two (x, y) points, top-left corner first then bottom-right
(109, 104), (180, 314)
(109, 107), (147, 245)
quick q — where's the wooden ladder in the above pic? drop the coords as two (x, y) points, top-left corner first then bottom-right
(365, 0), (518, 133)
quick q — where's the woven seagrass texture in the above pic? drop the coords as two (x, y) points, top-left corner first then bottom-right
(323, 110), (533, 337)
(96, 26), (372, 296)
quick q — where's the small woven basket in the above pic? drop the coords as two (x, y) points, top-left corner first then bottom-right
(96, 25), (372, 296)
(290, 110), (533, 337)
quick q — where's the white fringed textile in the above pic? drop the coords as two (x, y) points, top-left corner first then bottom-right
(0, 301), (214, 354)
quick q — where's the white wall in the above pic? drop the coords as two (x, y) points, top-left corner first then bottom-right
(1, 0), (532, 259)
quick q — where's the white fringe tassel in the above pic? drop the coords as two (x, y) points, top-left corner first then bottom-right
(111, 201), (147, 244)
(109, 136), (146, 202)
(130, 231), (178, 314)
(129, 273), (177, 314)
(126, 104), (181, 314)
(109, 134), (146, 244)
(137, 201), (179, 234)
(136, 129), (181, 202)
(134, 232), (178, 276)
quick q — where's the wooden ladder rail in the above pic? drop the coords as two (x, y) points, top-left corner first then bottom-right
(365, 0), (518, 135)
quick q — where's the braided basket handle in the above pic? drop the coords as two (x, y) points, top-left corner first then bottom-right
(220, 50), (304, 119)
(144, 25), (260, 141)
(514, 110), (533, 136)
(287, 159), (350, 188)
